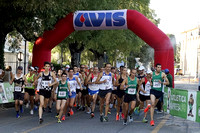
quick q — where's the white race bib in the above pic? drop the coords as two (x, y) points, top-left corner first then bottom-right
(27, 83), (33, 88)
(128, 88), (136, 95)
(153, 81), (161, 88)
(58, 91), (66, 97)
(15, 86), (21, 92)
(41, 81), (51, 87)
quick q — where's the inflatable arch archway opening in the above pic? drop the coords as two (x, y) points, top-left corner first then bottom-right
(32, 9), (174, 87)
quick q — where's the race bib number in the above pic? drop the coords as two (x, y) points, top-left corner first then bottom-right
(153, 81), (161, 88)
(15, 86), (21, 92)
(58, 91), (66, 97)
(41, 81), (51, 87)
(27, 83), (33, 88)
(128, 88), (136, 95)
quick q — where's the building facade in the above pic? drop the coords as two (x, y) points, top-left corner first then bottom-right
(180, 27), (200, 77)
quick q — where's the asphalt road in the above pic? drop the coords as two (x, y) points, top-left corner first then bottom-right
(0, 104), (199, 133)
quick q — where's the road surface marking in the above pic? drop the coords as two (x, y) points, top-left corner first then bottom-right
(22, 121), (55, 133)
(151, 114), (170, 133)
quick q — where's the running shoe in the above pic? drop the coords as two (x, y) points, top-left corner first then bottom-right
(61, 115), (66, 121)
(100, 115), (104, 122)
(74, 103), (77, 107)
(48, 107), (52, 113)
(76, 105), (80, 110)
(87, 108), (91, 114)
(121, 113), (125, 119)
(57, 119), (62, 123)
(123, 119), (127, 125)
(30, 110), (34, 115)
(39, 118), (44, 124)
(82, 106), (85, 111)
(16, 113), (20, 118)
(134, 106), (140, 115)
(103, 116), (108, 122)
(150, 120), (155, 126)
(156, 110), (163, 114)
(116, 114), (120, 121)
(34, 105), (38, 111)
(144, 104), (151, 113)
(70, 109), (74, 115)
(108, 108), (111, 114)
(142, 118), (148, 123)
(128, 115), (133, 122)
(91, 112), (95, 118)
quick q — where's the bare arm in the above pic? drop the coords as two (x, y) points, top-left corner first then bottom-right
(9, 74), (15, 85)
(120, 78), (128, 90)
(50, 72), (58, 87)
(162, 73), (169, 85)
(76, 77), (83, 90)
(95, 72), (106, 84)
(23, 75), (28, 86)
(79, 74), (84, 84)
(86, 74), (93, 85)
(138, 78), (146, 93)
(115, 75), (120, 87)
(67, 82), (72, 96)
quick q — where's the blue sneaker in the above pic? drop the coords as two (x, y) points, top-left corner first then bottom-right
(34, 105), (38, 111)
(16, 114), (20, 118)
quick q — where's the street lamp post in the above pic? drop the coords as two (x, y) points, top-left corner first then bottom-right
(24, 40), (27, 74)
(18, 50), (23, 66)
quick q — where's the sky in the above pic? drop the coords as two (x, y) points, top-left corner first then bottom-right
(150, 0), (200, 42)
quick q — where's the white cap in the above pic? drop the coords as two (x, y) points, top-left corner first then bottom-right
(30, 66), (35, 71)
(146, 69), (152, 74)
(66, 65), (70, 68)
(138, 66), (145, 71)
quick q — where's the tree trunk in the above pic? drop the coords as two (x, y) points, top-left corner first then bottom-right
(0, 32), (7, 69)
(98, 55), (104, 68)
(69, 42), (84, 67)
(89, 49), (105, 68)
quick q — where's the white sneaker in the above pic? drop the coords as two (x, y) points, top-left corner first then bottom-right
(86, 108), (91, 114)
(128, 115), (133, 122)
(30, 110), (34, 115)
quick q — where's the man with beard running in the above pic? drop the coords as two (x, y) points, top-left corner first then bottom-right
(96, 63), (114, 122)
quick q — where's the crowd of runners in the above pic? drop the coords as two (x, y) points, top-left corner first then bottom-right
(9, 62), (169, 126)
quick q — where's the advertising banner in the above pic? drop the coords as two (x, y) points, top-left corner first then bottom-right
(73, 10), (127, 31)
(169, 89), (188, 119)
(0, 82), (14, 103)
(196, 91), (200, 122)
(187, 91), (196, 121)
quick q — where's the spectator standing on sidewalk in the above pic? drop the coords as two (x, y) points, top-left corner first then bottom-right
(164, 69), (173, 88)
(3, 66), (13, 82)
(0, 66), (5, 83)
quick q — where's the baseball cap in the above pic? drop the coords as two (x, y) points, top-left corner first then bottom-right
(34, 66), (39, 71)
(164, 69), (169, 74)
(17, 66), (23, 70)
(146, 69), (152, 74)
(138, 66), (145, 71)
(66, 65), (70, 68)
(30, 66), (35, 71)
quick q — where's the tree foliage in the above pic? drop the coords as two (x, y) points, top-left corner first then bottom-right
(0, 0), (159, 68)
